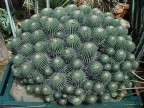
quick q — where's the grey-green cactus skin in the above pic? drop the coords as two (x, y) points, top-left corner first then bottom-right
(8, 4), (138, 105)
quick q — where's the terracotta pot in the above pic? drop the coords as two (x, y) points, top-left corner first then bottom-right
(113, 9), (123, 18)
(120, 3), (129, 17)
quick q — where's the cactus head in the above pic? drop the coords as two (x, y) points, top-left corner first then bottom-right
(32, 53), (49, 68)
(49, 73), (67, 90)
(51, 57), (64, 71)
(88, 61), (103, 76)
(32, 30), (45, 43)
(40, 8), (53, 16)
(70, 70), (85, 85)
(80, 42), (97, 63)
(100, 71), (112, 83)
(48, 38), (64, 56)
(105, 36), (116, 47)
(86, 95), (97, 103)
(43, 66), (54, 77)
(113, 71), (124, 82)
(114, 49), (126, 62)
(86, 15), (102, 28)
(64, 19), (80, 34)
(21, 32), (32, 43)
(72, 59), (84, 70)
(62, 48), (76, 63)
(78, 26), (92, 42)
(64, 85), (75, 94)
(72, 10), (85, 23)
(42, 85), (53, 95)
(79, 5), (91, 15)
(21, 19), (33, 31)
(92, 27), (107, 44)
(65, 34), (81, 50)
(116, 26), (128, 35)
(13, 54), (25, 66)
(105, 26), (117, 36)
(20, 43), (34, 56)
(16, 29), (22, 37)
(107, 81), (118, 92)
(93, 82), (104, 94)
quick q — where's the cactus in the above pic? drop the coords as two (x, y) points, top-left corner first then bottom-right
(99, 54), (110, 64)
(12, 67), (22, 77)
(54, 91), (62, 98)
(62, 48), (76, 63)
(100, 93), (111, 102)
(12, 37), (23, 51)
(86, 95), (97, 103)
(45, 95), (54, 102)
(32, 30), (45, 43)
(103, 16), (114, 26)
(86, 15), (102, 28)
(105, 26), (117, 36)
(72, 10), (85, 23)
(34, 41), (47, 53)
(30, 14), (40, 21)
(113, 71), (124, 82)
(42, 85), (53, 95)
(64, 85), (75, 94)
(74, 88), (84, 96)
(64, 19), (80, 34)
(21, 63), (34, 78)
(13, 54), (25, 66)
(88, 61), (103, 76)
(72, 59), (84, 70)
(114, 50), (126, 62)
(93, 82), (104, 94)
(70, 70), (85, 85)
(40, 8), (53, 16)
(103, 64), (111, 71)
(51, 57), (64, 71)
(116, 26), (128, 35)
(65, 34), (81, 50)
(49, 73), (67, 90)
(16, 29), (22, 37)
(65, 4), (78, 14)
(9, 5), (138, 105)
(20, 43), (34, 56)
(107, 81), (118, 92)
(100, 71), (112, 83)
(92, 27), (107, 44)
(21, 32), (32, 43)
(82, 80), (93, 91)
(68, 96), (82, 106)
(105, 36), (116, 48)
(32, 53), (49, 68)
(21, 19), (33, 31)
(80, 42), (97, 63)
(44, 18), (60, 36)
(115, 36), (126, 50)
(78, 26), (92, 42)
(43, 66), (54, 76)
(58, 99), (67, 105)
(104, 47), (115, 56)
(79, 5), (91, 15)
(30, 22), (41, 32)
(125, 40), (136, 52)
(53, 9), (66, 19)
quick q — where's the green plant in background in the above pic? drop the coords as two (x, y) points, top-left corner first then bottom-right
(7, 4), (138, 105)
(0, 8), (18, 40)
(23, 0), (72, 12)
(0, 8), (12, 39)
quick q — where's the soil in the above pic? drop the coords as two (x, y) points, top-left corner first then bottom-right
(0, 59), (8, 83)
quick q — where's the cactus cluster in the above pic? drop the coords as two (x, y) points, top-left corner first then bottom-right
(7, 4), (138, 106)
